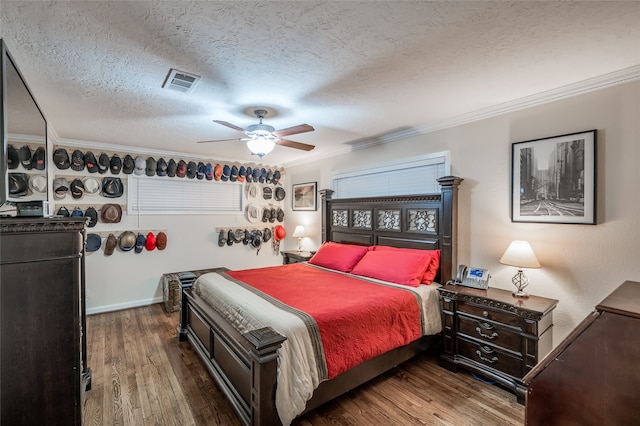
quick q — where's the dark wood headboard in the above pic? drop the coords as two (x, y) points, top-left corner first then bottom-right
(320, 176), (462, 284)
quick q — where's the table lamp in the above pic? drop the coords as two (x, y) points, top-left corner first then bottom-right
(499, 240), (541, 298)
(292, 225), (305, 251)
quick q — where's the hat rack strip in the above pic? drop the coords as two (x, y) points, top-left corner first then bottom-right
(85, 229), (167, 238)
(53, 145), (287, 180)
(55, 204), (127, 213)
(215, 226), (283, 233)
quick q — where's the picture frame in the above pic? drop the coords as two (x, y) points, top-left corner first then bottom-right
(511, 129), (596, 224)
(292, 181), (317, 211)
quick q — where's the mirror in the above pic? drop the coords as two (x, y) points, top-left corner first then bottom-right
(1, 39), (48, 207)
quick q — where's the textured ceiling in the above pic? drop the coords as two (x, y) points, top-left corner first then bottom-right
(1, 1), (639, 165)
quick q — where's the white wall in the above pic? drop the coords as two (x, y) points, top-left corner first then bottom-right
(285, 80), (640, 347)
(43, 138), (292, 313)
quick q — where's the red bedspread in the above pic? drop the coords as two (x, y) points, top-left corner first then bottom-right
(227, 263), (422, 379)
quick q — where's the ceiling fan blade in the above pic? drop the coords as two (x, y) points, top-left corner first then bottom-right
(272, 124), (314, 137)
(196, 138), (242, 144)
(213, 120), (245, 132)
(277, 139), (315, 151)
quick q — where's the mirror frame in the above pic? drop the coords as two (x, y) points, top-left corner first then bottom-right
(1, 38), (48, 208)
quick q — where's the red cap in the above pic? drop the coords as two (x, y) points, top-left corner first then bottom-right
(274, 225), (286, 241)
(145, 232), (157, 251)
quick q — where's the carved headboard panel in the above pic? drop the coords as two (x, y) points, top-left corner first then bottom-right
(321, 176), (462, 285)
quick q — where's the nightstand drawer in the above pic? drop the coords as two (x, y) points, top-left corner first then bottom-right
(458, 301), (521, 329)
(458, 337), (522, 378)
(458, 315), (521, 353)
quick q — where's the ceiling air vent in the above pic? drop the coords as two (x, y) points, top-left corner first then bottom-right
(162, 68), (200, 94)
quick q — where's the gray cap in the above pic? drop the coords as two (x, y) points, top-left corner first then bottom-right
(53, 177), (70, 199)
(134, 156), (146, 175)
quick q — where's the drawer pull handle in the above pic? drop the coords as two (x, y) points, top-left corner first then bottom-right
(476, 350), (498, 364)
(476, 326), (498, 340)
(483, 310), (489, 318)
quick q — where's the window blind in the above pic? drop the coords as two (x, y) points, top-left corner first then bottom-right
(332, 152), (449, 198)
(127, 176), (243, 215)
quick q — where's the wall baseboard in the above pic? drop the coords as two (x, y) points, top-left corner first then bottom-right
(87, 296), (164, 315)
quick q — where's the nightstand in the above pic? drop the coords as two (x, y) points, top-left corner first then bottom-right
(281, 250), (315, 264)
(437, 284), (558, 402)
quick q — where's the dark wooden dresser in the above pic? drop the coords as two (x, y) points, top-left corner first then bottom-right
(438, 284), (558, 402)
(0, 217), (91, 425)
(523, 280), (640, 426)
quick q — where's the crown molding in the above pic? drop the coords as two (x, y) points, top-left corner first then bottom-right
(416, 65), (640, 134)
(286, 65), (640, 168)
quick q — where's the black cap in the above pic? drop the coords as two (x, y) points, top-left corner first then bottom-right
(70, 178), (85, 199)
(57, 206), (70, 217)
(186, 161), (197, 179)
(122, 154), (135, 174)
(157, 158), (168, 176)
(7, 145), (19, 169)
(18, 145), (32, 170)
(230, 165), (239, 182)
(8, 173), (28, 196)
(71, 149), (85, 171)
(53, 148), (70, 170)
(31, 147), (46, 170)
(196, 162), (205, 180)
(85, 151), (98, 173)
(110, 154), (122, 174)
(85, 207), (98, 227)
(98, 153), (110, 174)
(167, 159), (177, 177)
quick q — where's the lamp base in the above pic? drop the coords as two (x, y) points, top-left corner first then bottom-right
(511, 269), (530, 298)
(512, 289), (530, 298)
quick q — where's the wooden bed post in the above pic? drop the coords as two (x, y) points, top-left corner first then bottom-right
(437, 176), (463, 285)
(319, 189), (334, 243)
(244, 328), (287, 426)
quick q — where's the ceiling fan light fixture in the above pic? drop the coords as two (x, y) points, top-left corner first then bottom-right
(246, 136), (276, 158)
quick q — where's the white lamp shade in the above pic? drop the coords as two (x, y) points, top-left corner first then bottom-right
(292, 225), (306, 238)
(246, 137), (275, 157)
(499, 240), (541, 269)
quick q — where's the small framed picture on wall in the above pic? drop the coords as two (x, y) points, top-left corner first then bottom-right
(511, 129), (597, 224)
(292, 181), (317, 211)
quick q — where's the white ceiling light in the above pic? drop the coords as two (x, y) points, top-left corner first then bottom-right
(246, 135), (276, 157)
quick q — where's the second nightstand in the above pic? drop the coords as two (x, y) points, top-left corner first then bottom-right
(281, 250), (315, 264)
(437, 284), (558, 402)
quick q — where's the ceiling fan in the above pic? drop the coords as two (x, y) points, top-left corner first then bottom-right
(197, 109), (315, 157)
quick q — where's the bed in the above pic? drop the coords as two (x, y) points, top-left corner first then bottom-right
(178, 176), (462, 425)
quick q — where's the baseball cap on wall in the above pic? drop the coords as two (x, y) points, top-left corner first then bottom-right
(122, 155), (135, 174)
(134, 156), (146, 175)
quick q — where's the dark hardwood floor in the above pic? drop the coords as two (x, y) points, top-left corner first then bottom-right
(83, 304), (524, 426)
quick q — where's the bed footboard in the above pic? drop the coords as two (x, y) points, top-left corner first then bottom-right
(179, 286), (286, 426)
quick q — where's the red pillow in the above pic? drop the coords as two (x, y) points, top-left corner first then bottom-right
(372, 246), (440, 284)
(351, 250), (433, 287)
(308, 242), (369, 273)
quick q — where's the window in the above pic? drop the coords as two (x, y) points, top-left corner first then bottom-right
(127, 176), (243, 215)
(331, 152), (449, 198)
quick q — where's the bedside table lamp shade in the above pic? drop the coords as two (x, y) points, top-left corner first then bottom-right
(292, 225), (305, 251)
(499, 240), (541, 298)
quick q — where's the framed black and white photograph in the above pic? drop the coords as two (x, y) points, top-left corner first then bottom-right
(292, 181), (317, 211)
(511, 129), (596, 224)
